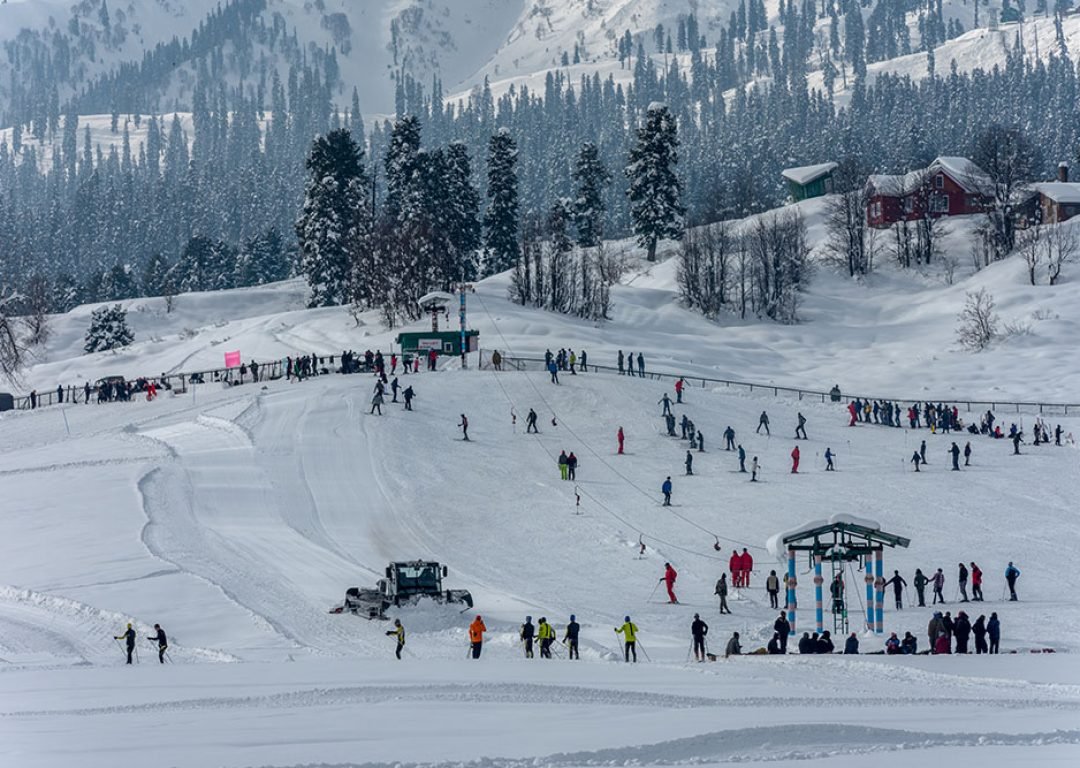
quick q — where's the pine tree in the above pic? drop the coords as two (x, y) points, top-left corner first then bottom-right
(626, 103), (685, 261)
(295, 129), (369, 307)
(443, 141), (482, 283)
(483, 129), (520, 275)
(84, 304), (133, 353)
(572, 143), (612, 248)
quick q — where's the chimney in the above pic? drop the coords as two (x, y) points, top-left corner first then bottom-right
(1059, 162), (1069, 183)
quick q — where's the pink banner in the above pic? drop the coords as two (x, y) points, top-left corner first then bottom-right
(224, 351), (241, 369)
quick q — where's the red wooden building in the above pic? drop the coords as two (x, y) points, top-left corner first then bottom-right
(865, 157), (991, 229)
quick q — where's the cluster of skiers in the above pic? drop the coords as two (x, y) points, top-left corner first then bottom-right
(369, 377), (416, 414)
(617, 350), (646, 377)
(113, 622), (169, 664)
(544, 348), (588, 375)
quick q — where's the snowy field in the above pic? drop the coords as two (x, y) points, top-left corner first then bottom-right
(4, 204), (1080, 765)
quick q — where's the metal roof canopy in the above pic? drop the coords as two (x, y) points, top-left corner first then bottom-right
(783, 521), (910, 560)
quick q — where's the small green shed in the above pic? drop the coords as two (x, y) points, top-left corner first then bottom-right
(396, 330), (479, 356)
(782, 162), (838, 201)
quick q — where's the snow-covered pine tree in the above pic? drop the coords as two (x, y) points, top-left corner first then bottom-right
(141, 254), (171, 297)
(84, 304), (133, 353)
(174, 235), (215, 293)
(573, 142), (612, 248)
(296, 129), (369, 307)
(483, 128), (520, 276)
(444, 141), (481, 283)
(626, 103), (685, 261)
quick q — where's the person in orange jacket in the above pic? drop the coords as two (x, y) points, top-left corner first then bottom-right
(469, 615), (487, 659)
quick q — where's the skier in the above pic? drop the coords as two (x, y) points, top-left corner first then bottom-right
(520, 616), (535, 658)
(617, 426), (625, 455)
(469, 615), (486, 659)
(723, 426), (735, 451)
(691, 613), (709, 662)
(766, 569), (780, 609)
(715, 574), (731, 614)
(970, 562), (984, 601)
(563, 615), (580, 660)
(665, 414), (677, 436)
(459, 414), (470, 441)
(738, 444), (746, 472)
(740, 548), (754, 588)
(548, 359), (559, 384)
(391, 376), (400, 403)
(920, 440), (928, 464)
(949, 442), (961, 471)
(848, 401), (858, 426)
(147, 623), (168, 664)
(386, 619), (405, 660)
(696, 430), (705, 452)
(931, 568), (946, 604)
(773, 613), (790, 653)
(1012, 431), (1024, 455)
(675, 377), (685, 403)
(115, 623), (137, 665)
(685, 450), (694, 476)
(724, 632), (742, 658)
(558, 450), (569, 480)
(614, 616), (638, 662)
(1005, 562), (1020, 601)
(790, 445), (800, 473)
(973, 615), (989, 654)
(537, 618), (556, 658)
(370, 388), (384, 415)
(402, 386), (415, 410)
(659, 394), (672, 416)
(663, 563), (678, 604)
(680, 415), (690, 439)
(756, 411), (770, 435)
(910, 450), (922, 471)
(617, 350), (625, 375)
(958, 562), (970, 602)
(964, 441), (972, 466)
(987, 612), (1001, 654)
(795, 412), (807, 440)
(1055, 424), (1063, 445)
(885, 570), (907, 609)
(729, 550), (742, 588)
(750, 456), (760, 481)
(527, 408), (539, 433)
(913, 568), (929, 607)
(824, 447), (835, 471)
(661, 476), (673, 506)
(567, 452), (578, 480)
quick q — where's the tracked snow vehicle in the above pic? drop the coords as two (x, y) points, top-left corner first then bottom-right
(335, 561), (473, 619)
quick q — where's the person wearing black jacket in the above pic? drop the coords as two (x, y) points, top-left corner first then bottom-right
(520, 616), (535, 658)
(884, 570), (907, 609)
(563, 615), (580, 660)
(798, 632), (814, 654)
(773, 613), (790, 653)
(973, 615), (989, 654)
(954, 612), (972, 654)
(115, 623), (137, 664)
(148, 623), (168, 664)
(816, 630), (835, 654)
(691, 613), (709, 662)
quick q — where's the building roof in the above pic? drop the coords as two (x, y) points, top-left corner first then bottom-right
(765, 513), (910, 560)
(1032, 182), (1080, 204)
(866, 156), (990, 198)
(781, 162), (838, 186)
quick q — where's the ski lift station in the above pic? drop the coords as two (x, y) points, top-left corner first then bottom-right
(396, 291), (479, 356)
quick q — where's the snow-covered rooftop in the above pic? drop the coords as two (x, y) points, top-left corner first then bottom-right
(866, 157), (989, 197)
(1032, 182), (1080, 204)
(765, 513), (885, 561)
(781, 162), (838, 186)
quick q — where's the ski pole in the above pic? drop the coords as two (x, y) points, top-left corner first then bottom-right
(686, 640), (693, 663)
(113, 637), (125, 660)
(637, 641), (652, 662)
(134, 644), (139, 664)
(647, 580), (661, 602)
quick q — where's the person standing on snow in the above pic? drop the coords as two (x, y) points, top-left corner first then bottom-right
(750, 456), (760, 482)
(614, 617), (638, 662)
(563, 615), (580, 659)
(738, 444), (746, 472)
(987, 613), (1001, 654)
(954, 611), (972, 654)
(675, 378), (685, 404)
(696, 430), (705, 452)
(558, 451), (569, 481)
(527, 408), (539, 433)
(885, 570), (907, 609)
(537, 618), (556, 658)
(791, 445), (800, 473)
(715, 574), (731, 613)
(1005, 562), (1021, 601)
(913, 568), (929, 607)
(910, 450), (923, 472)
(637, 353), (645, 376)
(795, 412), (807, 440)
(964, 441), (972, 466)
(756, 411), (770, 435)
(729, 550), (742, 588)
(766, 570), (780, 609)
(740, 548), (754, 588)
(691, 613), (709, 662)
(949, 442), (961, 470)
(469, 616), (486, 659)
(723, 426), (736, 451)
(115, 623), (137, 665)
(659, 393), (672, 416)
(931, 568), (946, 604)
(825, 447), (835, 471)
(403, 386), (415, 410)
(391, 376), (400, 403)
(973, 615), (989, 654)
(773, 613), (790, 653)
(617, 350), (625, 374)
(567, 452), (578, 481)
(617, 426), (625, 455)
(459, 414), (470, 441)
(685, 451), (694, 475)
(663, 563), (679, 604)
(386, 619), (405, 660)
(970, 562), (984, 601)
(520, 616), (536, 658)
(148, 623), (168, 664)
(370, 388), (385, 415)
(662, 476), (673, 506)
(958, 563), (970, 602)
(548, 359), (559, 384)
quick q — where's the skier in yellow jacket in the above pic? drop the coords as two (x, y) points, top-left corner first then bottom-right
(385, 619), (405, 660)
(614, 616), (638, 662)
(537, 617), (556, 658)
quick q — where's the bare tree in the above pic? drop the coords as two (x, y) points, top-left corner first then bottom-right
(956, 288), (1000, 351)
(824, 159), (876, 277)
(1045, 223), (1080, 285)
(1016, 225), (1043, 285)
(22, 274), (52, 347)
(0, 289), (29, 384)
(678, 221), (732, 317)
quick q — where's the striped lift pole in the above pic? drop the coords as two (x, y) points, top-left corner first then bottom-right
(865, 558), (875, 632)
(786, 548), (797, 636)
(874, 548), (885, 634)
(813, 554), (824, 634)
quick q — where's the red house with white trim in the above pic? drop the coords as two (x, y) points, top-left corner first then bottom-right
(865, 157), (992, 229)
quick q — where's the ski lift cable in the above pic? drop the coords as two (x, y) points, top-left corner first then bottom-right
(474, 293), (765, 555)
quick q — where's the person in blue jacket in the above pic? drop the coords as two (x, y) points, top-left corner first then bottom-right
(661, 476), (673, 506)
(987, 612), (1001, 654)
(1005, 562), (1020, 601)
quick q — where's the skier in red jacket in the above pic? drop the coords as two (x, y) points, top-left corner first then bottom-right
(739, 548), (754, 588)
(791, 445), (800, 473)
(663, 563), (679, 603)
(729, 550), (742, 588)
(848, 401), (857, 427)
(617, 426), (625, 455)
